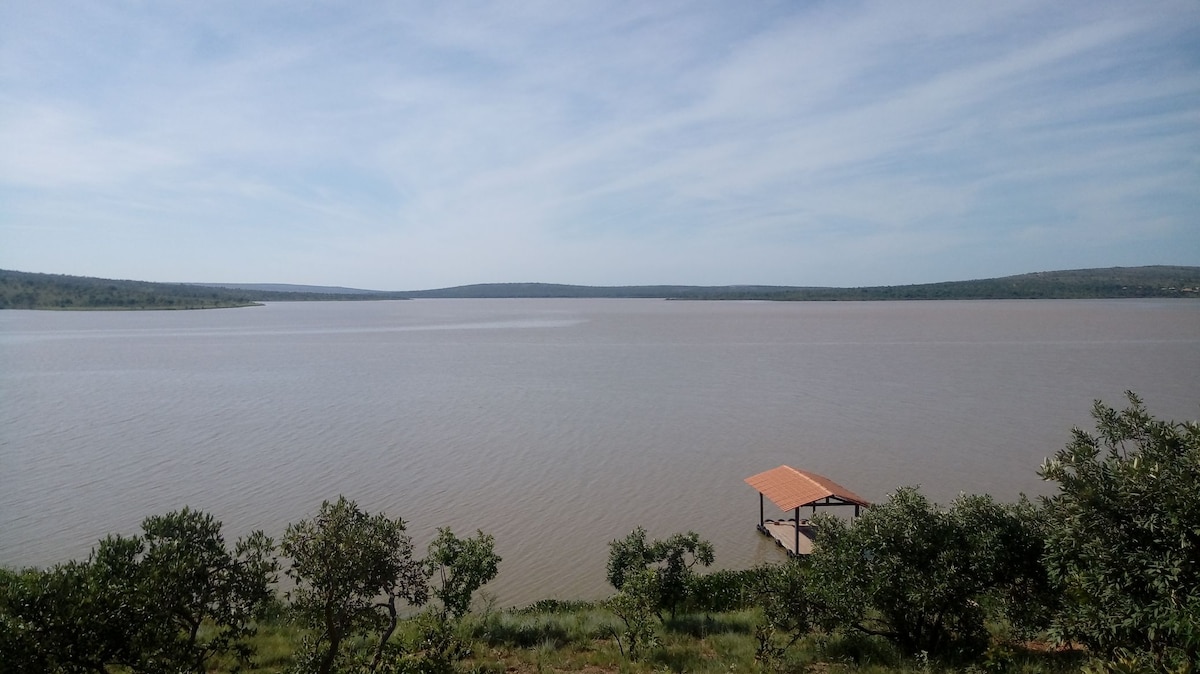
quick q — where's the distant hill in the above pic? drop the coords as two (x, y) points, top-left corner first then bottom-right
(0, 270), (408, 310)
(404, 266), (1200, 301)
(672, 266), (1200, 301)
(0, 270), (259, 310)
(2, 266), (1196, 310)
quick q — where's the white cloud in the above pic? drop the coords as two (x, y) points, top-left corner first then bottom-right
(0, 102), (182, 188)
(1, 0), (1197, 286)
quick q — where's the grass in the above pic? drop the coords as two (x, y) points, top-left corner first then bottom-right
(217, 604), (1087, 673)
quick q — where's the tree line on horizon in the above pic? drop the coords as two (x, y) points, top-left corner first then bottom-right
(1, 393), (1197, 673)
(3, 266), (1199, 309)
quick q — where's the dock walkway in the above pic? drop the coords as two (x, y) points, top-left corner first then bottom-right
(759, 518), (815, 556)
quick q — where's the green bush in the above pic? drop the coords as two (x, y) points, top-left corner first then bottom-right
(607, 527), (715, 620)
(800, 488), (1050, 660)
(0, 510), (276, 674)
(1040, 393), (1200, 669)
(685, 567), (767, 614)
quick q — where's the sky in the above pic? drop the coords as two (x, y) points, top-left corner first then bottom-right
(1, 1), (1197, 290)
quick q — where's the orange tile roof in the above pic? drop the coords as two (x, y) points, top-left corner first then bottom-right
(744, 465), (871, 511)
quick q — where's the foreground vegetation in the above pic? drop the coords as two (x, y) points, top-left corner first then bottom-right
(203, 601), (1093, 674)
(4, 266), (1198, 309)
(2, 393), (1196, 672)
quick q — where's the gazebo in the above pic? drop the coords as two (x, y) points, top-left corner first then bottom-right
(744, 465), (870, 556)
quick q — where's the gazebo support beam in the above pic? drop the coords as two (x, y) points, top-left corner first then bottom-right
(794, 507), (800, 555)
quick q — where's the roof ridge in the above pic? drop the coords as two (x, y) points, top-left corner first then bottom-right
(781, 465), (832, 497)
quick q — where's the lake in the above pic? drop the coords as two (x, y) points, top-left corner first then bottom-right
(1, 298), (1197, 605)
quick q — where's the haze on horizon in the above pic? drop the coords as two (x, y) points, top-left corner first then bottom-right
(1, 1), (1197, 291)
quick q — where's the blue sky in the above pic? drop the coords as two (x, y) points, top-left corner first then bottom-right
(2, 1), (1197, 289)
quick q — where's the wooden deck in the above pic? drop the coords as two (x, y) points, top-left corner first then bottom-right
(758, 518), (816, 556)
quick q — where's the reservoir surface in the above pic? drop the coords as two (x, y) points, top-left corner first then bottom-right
(2, 298), (1198, 605)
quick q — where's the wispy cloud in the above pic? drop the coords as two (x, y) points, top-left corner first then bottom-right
(1, 0), (1197, 287)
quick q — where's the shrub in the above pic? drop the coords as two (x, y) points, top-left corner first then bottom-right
(1040, 393), (1200, 669)
(281, 496), (428, 674)
(606, 527), (715, 620)
(801, 488), (1049, 660)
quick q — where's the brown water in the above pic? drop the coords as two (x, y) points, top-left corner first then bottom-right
(2, 299), (1197, 605)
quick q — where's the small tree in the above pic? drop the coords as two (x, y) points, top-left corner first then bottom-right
(606, 526), (655, 591)
(608, 567), (661, 661)
(139, 508), (278, 671)
(655, 531), (716, 620)
(1040, 393), (1200, 669)
(282, 496), (428, 674)
(376, 528), (501, 674)
(606, 527), (714, 620)
(425, 528), (501, 621)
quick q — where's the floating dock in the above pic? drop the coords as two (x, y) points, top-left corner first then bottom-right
(745, 465), (870, 556)
(759, 518), (816, 555)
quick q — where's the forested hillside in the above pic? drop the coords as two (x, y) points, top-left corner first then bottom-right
(0, 270), (409, 309)
(0, 270), (260, 309)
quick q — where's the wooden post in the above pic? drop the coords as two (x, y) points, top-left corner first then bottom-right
(854, 504), (860, 517)
(759, 493), (765, 527)
(794, 506), (800, 555)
